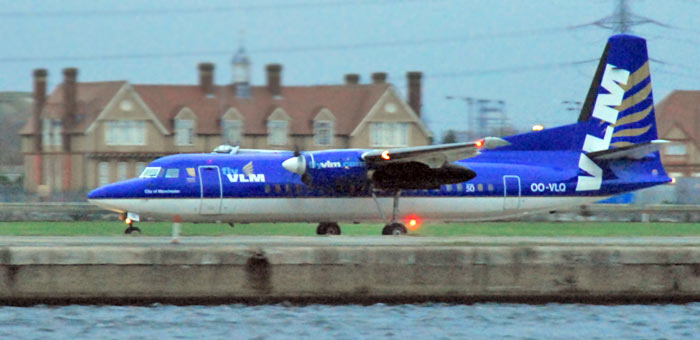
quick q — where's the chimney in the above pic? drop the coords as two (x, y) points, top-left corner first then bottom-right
(62, 68), (78, 151)
(266, 64), (282, 97)
(407, 71), (422, 117)
(198, 63), (215, 96)
(344, 73), (360, 85)
(32, 69), (47, 152)
(371, 72), (387, 84)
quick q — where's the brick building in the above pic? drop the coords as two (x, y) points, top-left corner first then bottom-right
(656, 90), (700, 179)
(19, 50), (431, 197)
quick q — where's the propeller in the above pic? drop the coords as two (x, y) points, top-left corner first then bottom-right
(283, 145), (312, 185)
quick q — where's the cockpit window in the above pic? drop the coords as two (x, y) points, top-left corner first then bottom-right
(165, 168), (180, 178)
(139, 167), (162, 178)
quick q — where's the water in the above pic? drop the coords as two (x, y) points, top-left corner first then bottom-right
(1, 303), (699, 340)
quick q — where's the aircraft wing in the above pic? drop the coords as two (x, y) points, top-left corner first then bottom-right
(361, 137), (510, 168)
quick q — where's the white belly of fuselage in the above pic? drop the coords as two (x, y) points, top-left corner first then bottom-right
(89, 196), (608, 223)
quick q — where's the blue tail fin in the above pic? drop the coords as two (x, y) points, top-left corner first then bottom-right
(577, 34), (658, 149)
(573, 34), (669, 192)
(499, 35), (669, 192)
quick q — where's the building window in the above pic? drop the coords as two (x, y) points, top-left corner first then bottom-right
(370, 122), (409, 147)
(42, 119), (63, 146)
(268, 120), (287, 146)
(175, 119), (195, 146)
(222, 120), (243, 145)
(665, 144), (687, 156)
(105, 120), (145, 145)
(314, 120), (333, 146)
(117, 162), (127, 181)
(98, 162), (109, 186)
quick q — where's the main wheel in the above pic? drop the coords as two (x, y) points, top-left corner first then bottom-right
(325, 223), (341, 235)
(124, 225), (141, 234)
(382, 223), (407, 235)
(317, 222), (341, 235)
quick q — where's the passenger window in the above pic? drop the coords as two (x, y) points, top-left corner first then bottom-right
(478, 184), (484, 192)
(296, 184), (303, 194)
(186, 168), (196, 177)
(265, 185), (271, 194)
(275, 184), (281, 193)
(165, 169), (180, 178)
(488, 184), (494, 192)
(456, 183), (463, 192)
(139, 167), (162, 178)
(285, 184), (291, 193)
(445, 185), (452, 192)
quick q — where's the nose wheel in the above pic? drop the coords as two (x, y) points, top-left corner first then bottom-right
(124, 222), (141, 234)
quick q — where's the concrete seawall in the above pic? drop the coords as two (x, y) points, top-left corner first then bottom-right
(1, 236), (699, 304)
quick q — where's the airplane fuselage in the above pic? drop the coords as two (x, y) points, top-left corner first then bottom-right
(87, 144), (666, 224)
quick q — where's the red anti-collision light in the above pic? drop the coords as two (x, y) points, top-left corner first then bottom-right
(475, 139), (485, 148)
(405, 214), (423, 231)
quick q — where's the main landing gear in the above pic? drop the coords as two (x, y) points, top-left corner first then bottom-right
(372, 189), (408, 235)
(317, 222), (341, 235)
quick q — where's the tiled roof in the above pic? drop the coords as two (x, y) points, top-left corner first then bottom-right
(656, 90), (700, 147)
(19, 81), (126, 135)
(21, 81), (392, 136)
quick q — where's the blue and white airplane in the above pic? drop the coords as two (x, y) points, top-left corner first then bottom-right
(89, 34), (671, 235)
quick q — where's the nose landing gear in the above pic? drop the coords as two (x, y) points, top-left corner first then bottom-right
(123, 216), (141, 234)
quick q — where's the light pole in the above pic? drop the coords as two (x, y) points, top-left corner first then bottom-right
(445, 96), (474, 140)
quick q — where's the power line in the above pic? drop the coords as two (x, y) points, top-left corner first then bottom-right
(0, 0), (432, 18)
(427, 59), (598, 79)
(0, 26), (576, 64)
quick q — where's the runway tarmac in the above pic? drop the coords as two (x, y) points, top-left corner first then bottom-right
(1, 235), (700, 248)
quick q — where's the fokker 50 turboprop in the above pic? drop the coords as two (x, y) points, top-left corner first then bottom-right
(89, 34), (671, 235)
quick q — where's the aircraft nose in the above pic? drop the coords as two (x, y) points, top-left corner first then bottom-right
(87, 186), (109, 200)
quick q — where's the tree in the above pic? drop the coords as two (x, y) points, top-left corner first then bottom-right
(442, 130), (457, 144)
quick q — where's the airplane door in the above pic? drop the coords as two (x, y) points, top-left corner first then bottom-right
(199, 165), (222, 215)
(503, 175), (521, 211)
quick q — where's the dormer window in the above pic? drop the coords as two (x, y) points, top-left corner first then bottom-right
(175, 119), (194, 146)
(268, 120), (288, 146)
(221, 108), (244, 146)
(314, 120), (333, 146)
(222, 119), (243, 145)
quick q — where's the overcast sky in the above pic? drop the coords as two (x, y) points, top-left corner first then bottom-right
(1, 0), (698, 138)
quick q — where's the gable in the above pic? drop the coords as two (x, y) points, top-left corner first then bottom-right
(664, 125), (688, 140)
(350, 87), (431, 137)
(313, 108), (336, 121)
(86, 83), (169, 135)
(174, 107), (197, 120)
(267, 107), (290, 121)
(222, 107), (244, 121)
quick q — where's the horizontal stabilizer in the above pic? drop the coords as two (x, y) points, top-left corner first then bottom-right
(587, 140), (668, 161)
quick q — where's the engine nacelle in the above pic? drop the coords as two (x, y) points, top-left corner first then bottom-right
(284, 150), (370, 188)
(370, 162), (476, 189)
